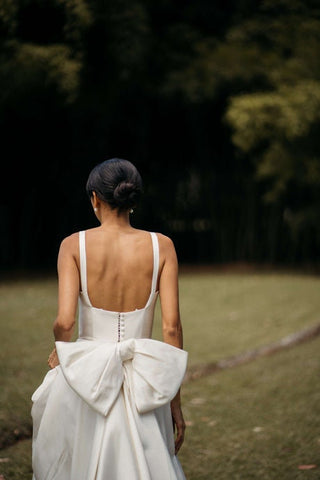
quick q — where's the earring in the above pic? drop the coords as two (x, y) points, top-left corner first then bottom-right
(129, 208), (134, 214)
(94, 207), (98, 212)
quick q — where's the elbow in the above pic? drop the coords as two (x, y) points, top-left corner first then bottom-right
(53, 315), (75, 339)
(162, 325), (182, 337)
(162, 323), (183, 349)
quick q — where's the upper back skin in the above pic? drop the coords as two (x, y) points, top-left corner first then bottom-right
(76, 227), (161, 312)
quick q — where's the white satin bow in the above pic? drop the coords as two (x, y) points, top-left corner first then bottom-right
(55, 338), (188, 417)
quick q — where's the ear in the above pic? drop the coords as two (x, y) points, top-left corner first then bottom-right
(91, 191), (100, 209)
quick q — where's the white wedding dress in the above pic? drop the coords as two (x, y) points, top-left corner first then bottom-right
(31, 231), (188, 480)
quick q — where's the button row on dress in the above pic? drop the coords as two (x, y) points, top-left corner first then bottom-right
(117, 313), (125, 342)
(120, 314), (125, 341)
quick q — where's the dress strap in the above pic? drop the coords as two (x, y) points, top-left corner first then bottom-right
(150, 232), (159, 293)
(79, 231), (88, 298)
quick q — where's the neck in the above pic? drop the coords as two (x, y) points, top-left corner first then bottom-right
(98, 205), (131, 230)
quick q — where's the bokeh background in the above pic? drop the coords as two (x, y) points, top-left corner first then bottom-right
(1, 2), (320, 479)
(1, 0), (320, 270)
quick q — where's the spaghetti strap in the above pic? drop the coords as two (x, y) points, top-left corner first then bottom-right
(150, 232), (159, 293)
(79, 231), (90, 303)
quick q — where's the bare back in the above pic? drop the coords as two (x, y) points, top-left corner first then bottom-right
(55, 222), (181, 351)
(79, 227), (158, 313)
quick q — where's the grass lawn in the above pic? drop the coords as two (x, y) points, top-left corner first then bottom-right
(179, 336), (320, 480)
(174, 272), (320, 364)
(0, 272), (319, 479)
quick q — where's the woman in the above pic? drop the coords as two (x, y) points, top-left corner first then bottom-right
(31, 158), (188, 480)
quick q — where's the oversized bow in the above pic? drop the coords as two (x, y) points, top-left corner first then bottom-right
(55, 338), (188, 417)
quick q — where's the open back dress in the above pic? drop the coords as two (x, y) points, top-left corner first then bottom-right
(31, 231), (188, 480)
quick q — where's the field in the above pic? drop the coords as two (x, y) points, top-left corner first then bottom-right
(0, 272), (320, 479)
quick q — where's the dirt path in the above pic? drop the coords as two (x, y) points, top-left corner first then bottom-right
(184, 322), (320, 382)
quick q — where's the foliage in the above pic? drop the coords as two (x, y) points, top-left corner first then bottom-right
(1, 0), (320, 266)
(224, 2), (320, 240)
(0, 0), (91, 106)
(164, 0), (320, 254)
(0, 42), (81, 104)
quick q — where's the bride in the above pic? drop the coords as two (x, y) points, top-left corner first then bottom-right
(31, 158), (188, 480)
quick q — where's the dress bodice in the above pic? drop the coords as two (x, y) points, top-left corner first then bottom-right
(78, 230), (159, 342)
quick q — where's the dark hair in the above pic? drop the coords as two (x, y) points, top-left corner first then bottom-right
(86, 158), (143, 210)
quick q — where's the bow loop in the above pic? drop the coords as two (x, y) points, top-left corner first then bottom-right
(117, 338), (135, 363)
(56, 338), (187, 417)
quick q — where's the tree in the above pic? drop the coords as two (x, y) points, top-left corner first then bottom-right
(1, 0), (320, 267)
(164, 0), (320, 261)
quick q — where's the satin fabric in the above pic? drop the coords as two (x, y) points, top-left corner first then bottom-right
(31, 231), (188, 480)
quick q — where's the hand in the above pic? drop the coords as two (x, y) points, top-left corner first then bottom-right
(171, 398), (186, 454)
(48, 347), (59, 369)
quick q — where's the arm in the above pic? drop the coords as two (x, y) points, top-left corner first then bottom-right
(158, 235), (186, 454)
(48, 234), (80, 368)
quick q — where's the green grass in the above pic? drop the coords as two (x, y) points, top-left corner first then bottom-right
(179, 337), (320, 480)
(0, 439), (32, 479)
(156, 272), (320, 363)
(0, 278), (57, 449)
(0, 272), (319, 479)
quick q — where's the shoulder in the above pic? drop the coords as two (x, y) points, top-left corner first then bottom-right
(134, 229), (176, 257)
(154, 232), (175, 249)
(153, 233), (177, 261)
(58, 232), (80, 257)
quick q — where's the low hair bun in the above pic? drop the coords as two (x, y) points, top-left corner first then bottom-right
(113, 181), (139, 209)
